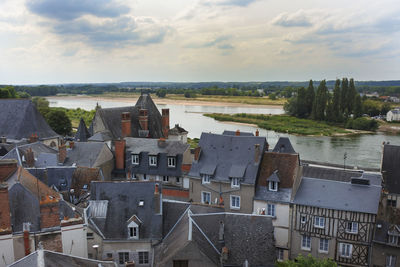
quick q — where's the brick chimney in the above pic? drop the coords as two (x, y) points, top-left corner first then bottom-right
(25, 148), (35, 168)
(255, 129), (259, 136)
(29, 133), (38, 143)
(0, 159), (18, 182)
(121, 112), (132, 137)
(115, 139), (126, 170)
(40, 196), (60, 229)
(194, 147), (201, 161)
(162, 109), (170, 138)
(58, 144), (67, 164)
(254, 144), (260, 163)
(235, 130), (240, 136)
(139, 109), (148, 131)
(23, 223), (30, 256)
(0, 183), (12, 235)
(154, 183), (161, 214)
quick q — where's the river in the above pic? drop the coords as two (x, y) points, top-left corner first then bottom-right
(47, 97), (400, 169)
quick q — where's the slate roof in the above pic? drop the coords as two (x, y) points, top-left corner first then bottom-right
(28, 166), (77, 192)
(87, 131), (113, 142)
(64, 142), (113, 168)
(373, 220), (400, 246)
(74, 118), (90, 142)
(381, 144), (400, 194)
(272, 137), (296, 153)
(91, 94), (164, 139)
(156, 203), (276, 267)
(88, 181), (163, 240)
(1, 142), (58, 167)
(126, 138), (189, 177)
(294, 176), (381, 214)
(9, 249), (117, 267)
(0, 99), (58, 140)
(222, 130), (254, 136)
(254, 186), (292, 204)
(188, 133), (267, 185)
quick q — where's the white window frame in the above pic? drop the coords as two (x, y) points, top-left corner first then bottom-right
(386, 255), (397, 267)
(201, 191), (211, 204)
(163, 175), (169, 182)
(314, 216), (325, 228)
(268, 181), (278, 191)
(267, 203), (276, 217)
(301, 235), (311, 251)
(388, 234), (399, 245)
(346, 222), (358, 234)
(231, 177), (240, 188)
(319, 238), (329, 253)
(149, 155), (157, 166)
(301, 215), (307, 224)
(339, 243), (352, 258)
(131, 154), (139, 165)
(202, 174), (211, 184)
(138, 251), (149, 264)
(230, 195), (240, 209)
(128, 221), (139, 240)
(167, 157), (176, 168)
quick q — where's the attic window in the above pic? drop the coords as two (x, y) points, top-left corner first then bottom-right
(128, 224), (139, 239)
(202, 174), (211, 184)
(231, 178), (240, 188)
(167, 157), (176, 168)
(132, 154), (139, 165)
(149, 155), (157, 166)
(138, 200), (145, 207)
(268, 181), (278, 191)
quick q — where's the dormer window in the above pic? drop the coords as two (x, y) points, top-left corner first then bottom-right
(127, 216), (142, 240)
(268, 181), (278, 191)
(202, 174), (211, 184)
(231, 178), (240, 188)
(167, 157), (176, 168)
(129, 226), (138, 238)
(132, 154), (139, 165)
(389, 234), (399, 245)
(149, 155), (157, 166)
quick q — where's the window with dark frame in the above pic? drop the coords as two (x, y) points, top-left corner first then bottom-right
(119, 252), (129, 264)
(138, 251), (149, 264)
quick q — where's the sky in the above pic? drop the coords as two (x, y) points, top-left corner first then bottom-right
(0, 0), (399, 84)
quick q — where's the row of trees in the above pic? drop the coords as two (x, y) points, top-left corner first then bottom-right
(0, 86), (30, 98)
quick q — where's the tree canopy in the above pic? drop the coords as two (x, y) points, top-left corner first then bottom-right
(276, 254), (337, 267)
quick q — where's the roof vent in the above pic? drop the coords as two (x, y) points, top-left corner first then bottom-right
(351, 177), (370, 185)
(138, 200), (145, 207)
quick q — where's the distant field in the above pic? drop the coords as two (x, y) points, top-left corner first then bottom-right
(205, 113), (350, 136)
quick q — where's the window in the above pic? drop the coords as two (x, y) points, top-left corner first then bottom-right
(168, 157), (176, 167)
(149, 155), (157, 166)
(339, 243), (352, 258)
(106, 252), (113, 259)
(163, 176), (169, 182)
(86, 232), (94, 239)
(314, 216), (325, 228)
(319, 238), (329, 253)
(301, 235), (311, 250)
(386, 255), (397, 267)
(387, 199), (397, 207)
(277, 248), (284, 261)
(301, 215), (307, 224)
(176, 177), (181, 183)
(267, 204), (276, 217)
(129, 226), (138, 238)
(202, 174), (211, 184)
(143, 174), (148, 181)
(173, 260), (189, 267)
(119, 252), (129, 264)
(230, 195), (240, 209)
(268, 181), (278, 191)
(388, 234), (399, 245)
(346, 222), (358, 234)
(138, 251), (149, 264)
(132, 154), (139, 165)
(231, 177), (240, 188)
(201, 191), (211, 204)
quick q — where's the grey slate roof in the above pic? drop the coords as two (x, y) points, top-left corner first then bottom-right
(0, 99), (58, 140)
(373, 220), (400, 246)
(254, 186), (292, 204)
(222, 130), (254, 136)
(1, 142), (58, 167)
(74, 118), (90, 142)
(294, 176), (381, 214)
(28, 166), (77, 192)
(87, 131), (113, 142)
(64, 142), (112, 168)
(303, 165), (362, 182)
(126, 138), (189, 177)
(9, 250), (117, 267)
(188, 133), (267, 185)
(266, 170), (280, 182)
(272, 137), (296, 153)
(381, 144), (400, 194)
(91, 94), (164, 139)
(88, 181), (163, 240)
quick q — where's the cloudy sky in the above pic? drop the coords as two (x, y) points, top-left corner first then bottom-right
(0, 0), (399, 84)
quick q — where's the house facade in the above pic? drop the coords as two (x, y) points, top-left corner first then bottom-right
(387, 109), (400, 122)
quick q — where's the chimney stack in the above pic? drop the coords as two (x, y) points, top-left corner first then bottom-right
(58, 144), (67, 164)
(255, 129), (259, 136)
(29, 133), (38, 143)
(194, 147), (201, 161)
(0, 159), (18, 182)
(0, 184), (12, 236)
(235, 130), (240, 136)
(121, 112), (132, 137)
(139, 109), (148, 131)
(115, 139), (126, 170)
(25, 148), (35, 168)
(40, 196), (60, 229)
(23, 223), (31, 256)
(154, 183), (161, 214)
(254, 144), (260, 163)
(162, 109), (170, 138)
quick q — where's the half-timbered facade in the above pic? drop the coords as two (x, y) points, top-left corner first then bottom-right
(291, 168), (381, 266)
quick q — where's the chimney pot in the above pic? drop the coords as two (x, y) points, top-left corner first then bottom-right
(255, 129), (259, 136)
(29, 133), (39, 143)
(235, 130), (240, 136)
(25, 148), (35, 168)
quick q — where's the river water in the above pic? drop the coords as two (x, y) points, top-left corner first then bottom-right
(47, 97), (400, 169)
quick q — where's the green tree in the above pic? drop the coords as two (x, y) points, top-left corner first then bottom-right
(0, 88), (11, 98)
(269, 93), (277, 100)
(353, 94), (362, 118)
(156, 89), (167, 98)
(313, 80), (328, 120)
(305, 80), (315, 117)
(17, 91), (31, 98)
(347, 78), (357, 114)
(32, 97), (51, 117)
(381, 102), (391, 115)
(340, 78), (348, 114)
(46, 109), (72, 136)
(296, 87), (308, 118)
(332, 79), (341, 122)
(325, 95), (335, 122)
(276, 254), (337, 267)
